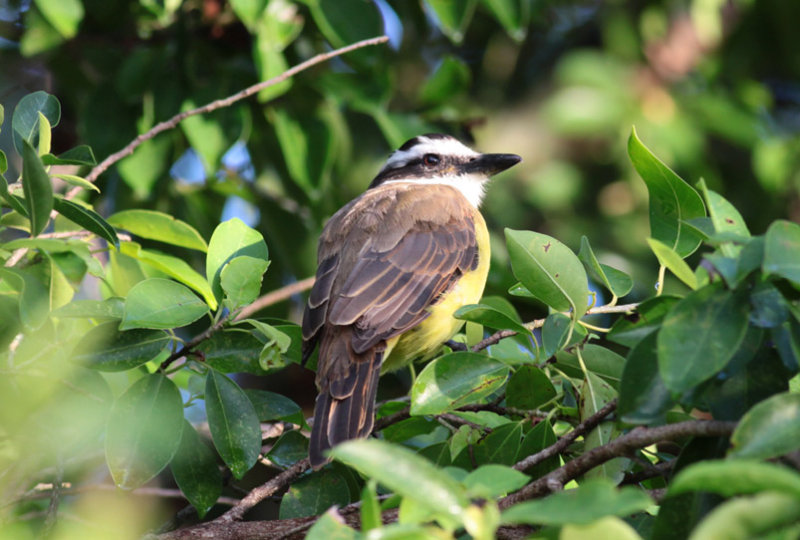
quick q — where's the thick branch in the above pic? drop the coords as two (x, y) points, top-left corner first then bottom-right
(501, 420), (737, 508)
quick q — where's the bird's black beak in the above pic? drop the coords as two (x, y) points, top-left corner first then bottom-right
(462, 153), (522, 176)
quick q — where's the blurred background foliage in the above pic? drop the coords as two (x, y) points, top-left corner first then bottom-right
(2, 0), (800, 536)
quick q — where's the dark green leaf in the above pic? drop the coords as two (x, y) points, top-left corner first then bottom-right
(206, 218), (269, 302)
(420, 56), (471, 104)
(618, 332), (674, 424)
(205, 369), (261, 478)
(501, 479), (652, 525)
(108, 210), (208, 252)
(41, 145), (97, 166)
(21, 139), (53, 236)
(556, 344), (625, 391)
(12, 91), (60, 153)
(608, 295), (679, 347)
(280, 468), (351, 519)
(329, 439), (469, 521)
(170, 421), (222, 519)
(197, 330), (269, 375)
(627, 127), (705, 257)
(578, 236), (633, 298)
(730, 392), (800, 459)
(424, 0), (477, 43)
(505, 229), (589, 318)
(581, 370), (623, 481)
(306, 0), (382, 62)
(473, 421), (523, 466)
(121, 278), (209, 330)
(245, 389), (303, 423)
(71, 321), (170, 371)
(507, 365), (557, 410)
(749, 282), (788, 328)
(105, 374), (184, 489)
(658, 284), (750, 392)
(763, 220), (800, 286)
(267, 430), (308, 468)
(669, 460), (800, 498)
(52, 198), (119, 247)
(410, 352), (510, 415)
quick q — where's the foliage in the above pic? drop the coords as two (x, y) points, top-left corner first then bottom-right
(1, 0), (800, 539)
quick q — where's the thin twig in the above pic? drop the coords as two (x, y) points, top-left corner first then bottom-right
(501, 420), (737, 507)
(74, 35), (389, 191)
(513, 399), (617, 472)
(235, 276), (316, 321)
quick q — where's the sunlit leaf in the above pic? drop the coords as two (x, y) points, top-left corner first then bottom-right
(578, 236), (633, 298)
(21, 139), (53, 236)
(120, 278), (209, 330)
(108, 210), (208, 252)
(53, 198), (119, 247)
(206, 218), (268, 302)
(647, 237), (698, 289)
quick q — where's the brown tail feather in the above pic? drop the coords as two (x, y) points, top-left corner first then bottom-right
(309, 349), (383, 469)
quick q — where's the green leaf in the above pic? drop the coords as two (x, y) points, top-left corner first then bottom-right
(749, 281), (788, 328)
(180, 101), (227, 173)
(0, 173), (30, 216)
(41, 145), (97, 166)
(196, 330), (269, 375)
(463, 465), (529, 498)
(267, 430), (308, 468)
(763, 220), (800, 287)
(696, 179), (750, 257)
(420, 56), (471, 105)
(627, 127), (705, 258)
(52, 198), (119, 247)
(305, 508), (358, 540)
(329, 439), (469, 521)
(517, 420), (559, 478)
(205, 369), (261, 479)
(424, 0), (477, 43)
(120, 278), (209, 330)
(170, 421), (222, 519)
(117, 136), (171, 198)
(230, 0), (267, 28)
(556, 344), (625, 391)
(105, 374), (184, 489)
(245, 389), (303, 423)
(647, 237), (698, 289)
(542, 312), (571, 358)
(221, 255), (270, 308)
(71, 321), (170, 371)
(51, 297), (124, 320)
(562, 517), (644, 540)
(0, 267), (50, 329)
(306, 0), (382, 62)
(360, 480), (381, 532)
(206, 218), (269, 303)
(658, 284), (750, 393)
(280, 469), (351, 519)
(34, 0), (84, 38)
(669, 460), (800, 499)
(505, 229), (589, 318)
(120, 242), (217, 310)
(21, 139), (53, 236)
(37, 112), (51, 155)
(50, 173), (100, 193)
(454, 303), (529, 335)
(618, 332), (674, 424)
(501, 479), (652, 525)
(410, 352), (510, 415)
(481, 0), (528, 41)
(608, 295), (679, 348)
(689, 492), (800, 540)
(472, 422), (523, 466)
(730, 392), (800, 459)
(108, 210), (208, 252)
(12, 91), (60, 154)
(581, 371), (624, 481)
(578, 236), (633, 298)
(506, 365), (557, 410)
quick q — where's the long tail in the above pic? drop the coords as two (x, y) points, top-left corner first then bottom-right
(309, 349), (383, 469)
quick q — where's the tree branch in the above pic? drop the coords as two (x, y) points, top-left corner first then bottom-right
(501, 419), (737, 508)
(235, 276), (316, 321)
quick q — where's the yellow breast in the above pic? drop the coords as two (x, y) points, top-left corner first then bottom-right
(381, 211), (490, 373)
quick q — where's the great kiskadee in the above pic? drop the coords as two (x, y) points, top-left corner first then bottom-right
(302, 133), (521, 468)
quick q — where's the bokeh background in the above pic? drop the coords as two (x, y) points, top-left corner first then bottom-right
(2, 0), (800, 536)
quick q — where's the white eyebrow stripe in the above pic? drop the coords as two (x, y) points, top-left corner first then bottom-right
(383, 137), (479, 169)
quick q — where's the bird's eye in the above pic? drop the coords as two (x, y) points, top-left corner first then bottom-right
(422, 154), (440, 167)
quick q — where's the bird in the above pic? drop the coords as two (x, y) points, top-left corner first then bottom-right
(301, 133), (521, 468)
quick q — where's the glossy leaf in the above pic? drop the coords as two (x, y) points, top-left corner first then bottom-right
(120, 241), (217, 310)
(245, 389), (303, 423)
(506, 229), (589, 318)
(121, 278), (209, 330)
(669, 460), (800, 498)
(205, 369), (261, 478)
(105, 374), (184, 489)
(647, 237), (698, 289)
(267, 430), (308, 468)
(170, 421), (222, 519)
(697, 178), (750, 257)
(52, 198), (119, 247)
(658, 284), (749, 392)
(578, 236), (633, 298)
(329, 438), (469, 521)
(454, 303), (529, 335)
(279, 468), (351, 519)
(506, 365), (557, 410)
(21, 139), (53, 236)
(501, 479), (652, 525)
(730, 392), (800, 459)
(689, 492), (800, 540)
(197, 330), (268, 375)
(36, 112), (51, 155)
(763, 220), (800, 286)
(71, 321), (170, 371)
(108, 210), (208, 252)
(410, 352), (510, 415)
(424, 0), (477, 43)
(206, 218), (269, 302)
(221, 255), (270, 308)
(12, 91), (60, 153)
(618, 332), (674, 424)
(608, 295), (680, 348)
(628, 127), (705, 257)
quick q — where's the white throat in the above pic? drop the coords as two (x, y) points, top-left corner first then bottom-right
(384, 173), (487, 208)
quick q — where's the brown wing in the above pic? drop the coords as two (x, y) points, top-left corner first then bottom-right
(302, 183), (479, 467)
